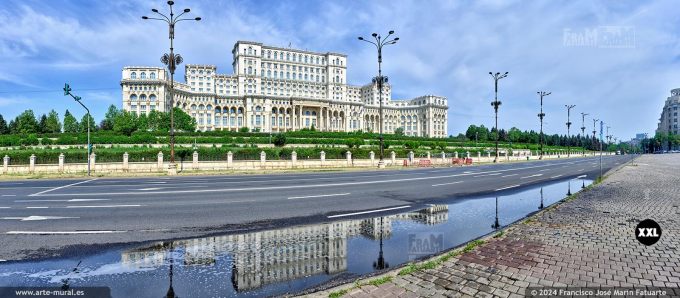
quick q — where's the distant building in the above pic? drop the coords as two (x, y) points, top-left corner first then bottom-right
(656, 89), (680, 135)
(120, 41), (448, 137)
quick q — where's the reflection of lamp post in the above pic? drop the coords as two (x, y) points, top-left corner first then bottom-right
(582, 177), (586, 189)
(567, 179), (572, 196)
(492, 197), (500, 229)
(580, 112), (588, 155)
(166, 242), (177, 298)
(538, 187), (544, 209)
(373, 217), (389, 270)
(143, 1), (201, 172)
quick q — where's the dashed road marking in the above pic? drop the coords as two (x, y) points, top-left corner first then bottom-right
(521, 174), (543, 179)
(432, 181), (463, 187)
(65, 204), (141, 208)
(1, 216), (79, 221)
(496, 184), (521, 191)
(288, 193), (350, 200)
(6, 230), (126, 235)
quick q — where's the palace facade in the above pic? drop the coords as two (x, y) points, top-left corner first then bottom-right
(121, 41), (448, 137)
(656, 88), (680, 135)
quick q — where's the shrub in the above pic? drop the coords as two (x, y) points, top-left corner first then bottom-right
(273, 133), (287, 147)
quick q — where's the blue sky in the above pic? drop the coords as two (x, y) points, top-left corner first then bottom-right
(1, 0), (679, 139)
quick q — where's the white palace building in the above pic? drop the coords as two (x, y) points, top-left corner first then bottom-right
(121, 41), (448, 137)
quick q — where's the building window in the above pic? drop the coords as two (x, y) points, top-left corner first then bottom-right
(150, 73), (156, 79)
(130, 72), (137, 79)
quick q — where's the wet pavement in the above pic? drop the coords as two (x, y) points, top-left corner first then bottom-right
(0, 178), (590, 297)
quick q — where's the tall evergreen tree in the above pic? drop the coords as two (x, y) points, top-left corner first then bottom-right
(100, 104), (120, 130)
(38, 114), (48, 133)
(15, 110), (39, 134)
(45, 110), (62, 133)
(63, 110), (79, 133)
(0, 114), (8, 134)
(79, 113), (96, 133)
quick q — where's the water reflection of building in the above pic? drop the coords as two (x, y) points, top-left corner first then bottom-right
(121, 204), (448, 292)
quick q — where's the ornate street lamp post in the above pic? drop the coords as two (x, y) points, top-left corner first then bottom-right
(358, 31), (399, 168)
(143, 1), (200, 174)
(490, 72), (509, 162)
(580, 112), (588, 156)
(565, 104), (575, 158)
(537, 91), (551, 159)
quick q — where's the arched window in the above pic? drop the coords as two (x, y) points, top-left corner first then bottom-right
(130, 94), (138, 101)
(149, 94), (157, 101)
(286, 53), (290, 60)
(256, 106), (262, 112)
(150, 72), (156, 79)
(312, 111), (317, 116)
(130, 72), (137, 79)
(305, 111), (311, 116)
(247, 67), (252, 74)
(140, 72), (146, 79)
(140, 94), (147, 101)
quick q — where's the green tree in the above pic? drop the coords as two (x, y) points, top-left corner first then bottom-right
(273, 133), (287, 147)
(137, 113), (149, 132)
(15, 110), (39, 134)
(113, 110), (138, 136)
(508, 127), (522, 143)
(394, 127), (404, 136)
(172, 107), (196, 132)
(0, 114), (7, 134)
(146, 110), (164, 131)
(45, 110), (62, 133)
(100, 105), (120, 131)
(79, 113), (96, 133)
(8, 119), (17, 134)
(38, 114), (48, 133)
(63, 110), (79, 133)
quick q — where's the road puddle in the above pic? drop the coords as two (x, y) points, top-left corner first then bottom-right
(0, 178), (592, 297)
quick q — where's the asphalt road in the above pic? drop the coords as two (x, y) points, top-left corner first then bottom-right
(0, 155), (634, 260)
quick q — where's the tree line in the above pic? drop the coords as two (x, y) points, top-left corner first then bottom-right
(0, 105), (196, 136)
(463, 124), (605, 150)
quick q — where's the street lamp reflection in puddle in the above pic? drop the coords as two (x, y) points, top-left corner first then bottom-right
(538, 187), (544, 210)
(567, 180), (572, 196)
(165, 242), (178, 298)
(373, 217), (389, 270)
(492, 197), (500, 229)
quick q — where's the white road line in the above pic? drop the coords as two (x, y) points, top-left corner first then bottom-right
(15, 199), (110, 203)
(26, 207), (48, 209)
(328, 205), (411, 219)
(66, 204), (141, 208)
(473, 173), (501, 177)
(6, 230), (126, 235)
(0, 207), (10, 209)
(1, 195), (16, 197)
(496, 184), (521, 191)
(1, 216), (80, 221)
(29, 178), (98, 197)
(575, 175), (587, 179)
(432, 181), (463, 187)
(287, 193), (350, 200)
(31, 160), (588, 197)
(580, 168), (586, 171)
(550, 175), (563, 179)
(521, 174), (543, 179)
(138, 188), (163, 191)
(501, 174), (517, 177)
(539, 169), (550, 171)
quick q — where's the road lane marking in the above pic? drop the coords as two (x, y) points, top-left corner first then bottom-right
(15, 199), (110, 203)
(432, 181), (463, 187)
(575, 175), (587, 179)
(288, 193), (351, 200)
(30, 159), (598, 197)
(521, 174), (543, 179)
(66, 204), (141, 208)
(328, 205), (411, 219)
(28, 178), (98, 197)
(0, 207), (10, 209)
(496, 184), (521, 191)
(1, 216), (80, 221)
(539, 169), (550, 171)
(6, 230), (126, 235)
(473, 173), (501, 177)
(138, 188), (163, 191)
(550, 175), (563, 179)
(26, 207), (48, 209)
(501, 174), (517, 177)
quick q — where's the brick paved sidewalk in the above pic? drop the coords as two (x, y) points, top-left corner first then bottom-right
(307, 155), (680, 297)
